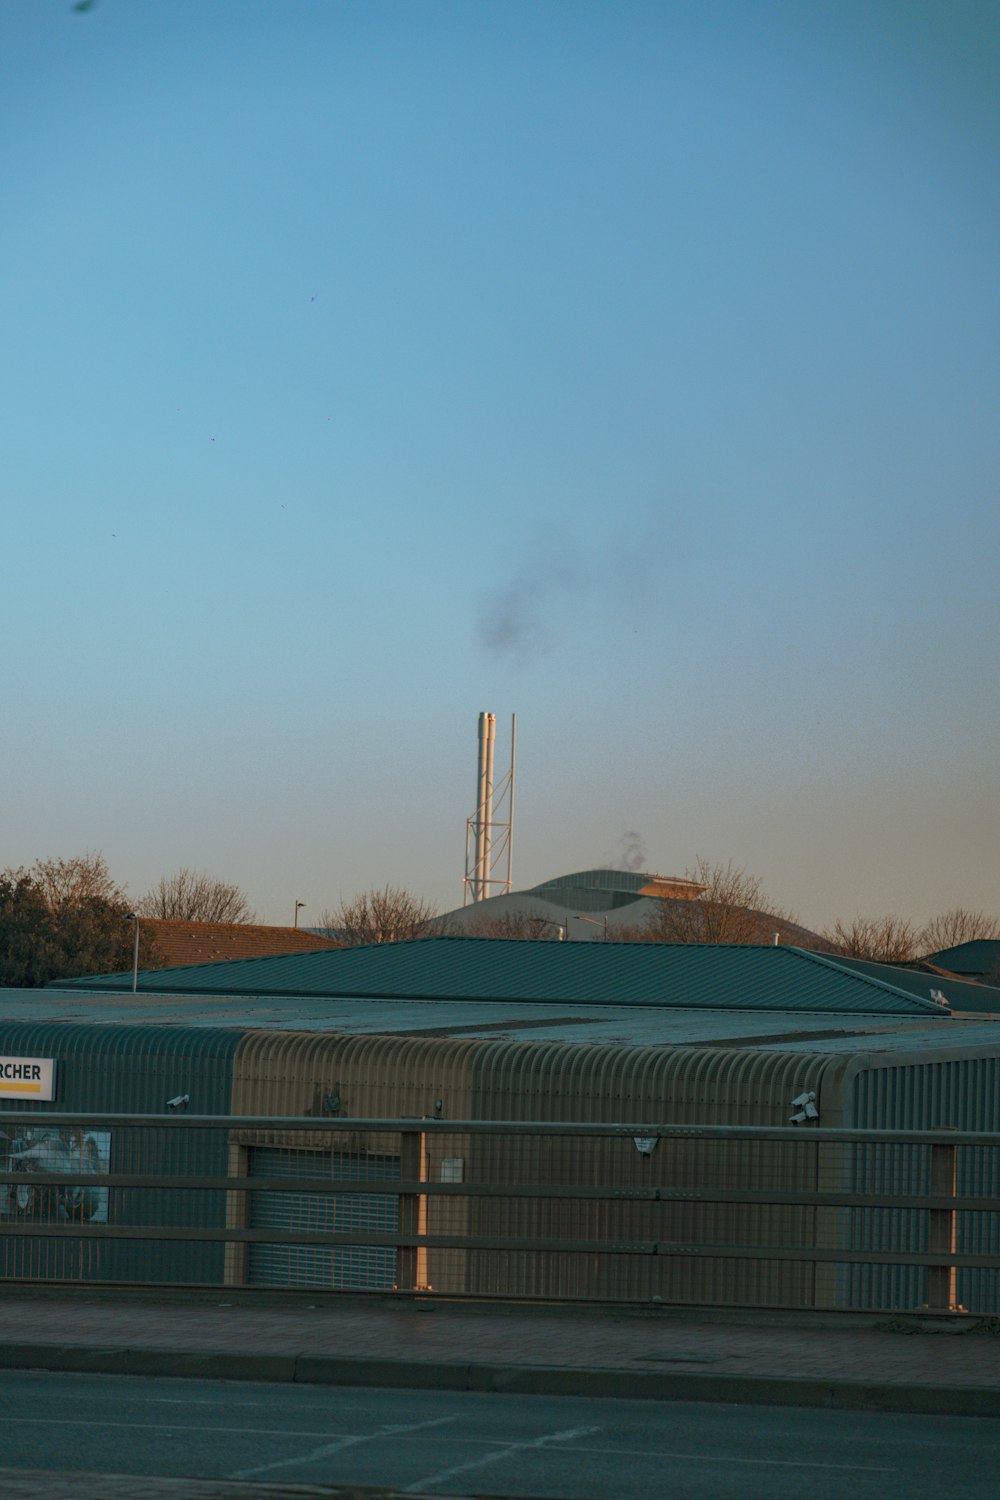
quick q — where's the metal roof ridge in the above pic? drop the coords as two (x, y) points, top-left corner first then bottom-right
(783, 945), (951, 1014)
(51, 942), (343, 987)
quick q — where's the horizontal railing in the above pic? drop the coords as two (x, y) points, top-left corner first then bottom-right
(1, 1113), (998, 1313)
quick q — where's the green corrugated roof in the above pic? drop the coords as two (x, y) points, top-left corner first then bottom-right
(50, 938), (949, 1015)
(824, 954), (1000, 1013)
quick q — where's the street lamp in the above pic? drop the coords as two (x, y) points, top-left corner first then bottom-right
(124, 913), (140, 993)
(530, 917), (567, 941)
(576, 914), (609, 941)
(293, 900), (306, 929)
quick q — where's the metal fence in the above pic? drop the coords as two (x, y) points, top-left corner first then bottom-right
(1, 1113), (999, 1314)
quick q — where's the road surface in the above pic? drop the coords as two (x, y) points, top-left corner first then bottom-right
(1, 1370), (997, 1499)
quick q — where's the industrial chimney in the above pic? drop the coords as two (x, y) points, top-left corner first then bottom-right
(473, 711), (496, 903)
(465, 712), (515, 904)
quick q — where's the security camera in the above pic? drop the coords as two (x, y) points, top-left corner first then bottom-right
(790, 1089), (818, 1124)
(166, 1094), (190, 1112)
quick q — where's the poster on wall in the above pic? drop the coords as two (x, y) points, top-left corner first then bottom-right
(0, 1126), (111, 1223)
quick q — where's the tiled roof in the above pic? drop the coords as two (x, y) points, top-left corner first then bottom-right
(141, 919), (342, 969)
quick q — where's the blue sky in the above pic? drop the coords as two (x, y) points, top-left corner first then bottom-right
(2, 0), (997, 932)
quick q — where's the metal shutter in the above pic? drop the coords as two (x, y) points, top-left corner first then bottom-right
(247, 1147), (400, 1290)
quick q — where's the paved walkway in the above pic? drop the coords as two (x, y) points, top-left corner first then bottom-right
(0, 1289), (998, 1417)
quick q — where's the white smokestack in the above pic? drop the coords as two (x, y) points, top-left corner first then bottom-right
(473, 711), (496, 901)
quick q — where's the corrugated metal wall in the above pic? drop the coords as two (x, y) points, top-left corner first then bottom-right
(464, 1039), (855, 1306)
(849, 1055), (1000, 1313)
(231, 1031), (480, 1127)
(6, 1019), (998, 1309)
(0, 1022), (241, 1285)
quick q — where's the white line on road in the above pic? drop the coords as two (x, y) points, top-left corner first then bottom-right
(229, 1414), (458, 1481)
(566, 1442), (893, 1473)
(405, 1423), (603, 1495)
(2, 1418), (363, 1439)
(2, 1414), (894, 1479)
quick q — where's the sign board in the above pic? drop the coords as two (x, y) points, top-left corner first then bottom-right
(0, 1058), (55, 1101)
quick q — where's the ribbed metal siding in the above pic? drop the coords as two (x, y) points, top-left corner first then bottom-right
(231, 1031), (480, 1137)
(0, 1022), (241, 1285)
(850, 1055), (1000, 1313)
(228, 1032), (860, 1305)
(466, 1040), (852, 1306)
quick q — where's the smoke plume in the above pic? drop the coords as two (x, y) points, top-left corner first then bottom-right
(603, 828), (648, 873)
(478, 556), (582, 661)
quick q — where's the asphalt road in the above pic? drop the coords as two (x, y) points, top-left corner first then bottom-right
(2, 1371), (998, 1500)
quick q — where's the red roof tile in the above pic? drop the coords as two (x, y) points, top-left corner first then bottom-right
(141, 919), (342, 969)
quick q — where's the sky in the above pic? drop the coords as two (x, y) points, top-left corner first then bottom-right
(2, 0), (997, 934)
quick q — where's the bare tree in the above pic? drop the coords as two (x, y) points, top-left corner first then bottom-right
(822, 915), (919, 965)
(31, 852), (124, 910)
(320, 886), (437, 945)
(641, 858), (799, 945)
(919, 909), (1000, 955)
(138, 869), (255, 923)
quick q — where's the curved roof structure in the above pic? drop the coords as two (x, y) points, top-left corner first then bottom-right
(527, 869), (706, 911)
(437, 868), (824, 945)
(922, 940), (1000, 979)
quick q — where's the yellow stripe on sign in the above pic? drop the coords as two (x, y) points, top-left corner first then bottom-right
(1, 1083), (41, 1093)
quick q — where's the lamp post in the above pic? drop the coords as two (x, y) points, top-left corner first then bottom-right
(530, 917), (567, 941)
(294, 901), (305, 929)
(576, 914), (609, 941)
(124, 913), (140, 993)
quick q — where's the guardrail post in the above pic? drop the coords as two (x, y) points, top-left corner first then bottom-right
(396, 1127), (428, 1292)
(224, 1139), (249, 1287)
(925, 1131), (961, 1313)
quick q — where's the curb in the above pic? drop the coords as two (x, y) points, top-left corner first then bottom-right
(1, 1343), (999, 1418)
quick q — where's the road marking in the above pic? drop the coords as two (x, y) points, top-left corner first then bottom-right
(229, 1414), (457, 1481)
(129, 1394), (275, 1404)
(567, 1442), (893, 1473)
(0, 1411), (900, 1474)
(1, 1418), (365, 1439)
(405, 1424), (602, 1494)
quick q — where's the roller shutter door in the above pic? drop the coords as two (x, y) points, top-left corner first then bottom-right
(247, 1147), (399, 1290)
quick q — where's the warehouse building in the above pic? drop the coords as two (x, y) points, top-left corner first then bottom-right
(1, 940), (998, 1309)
